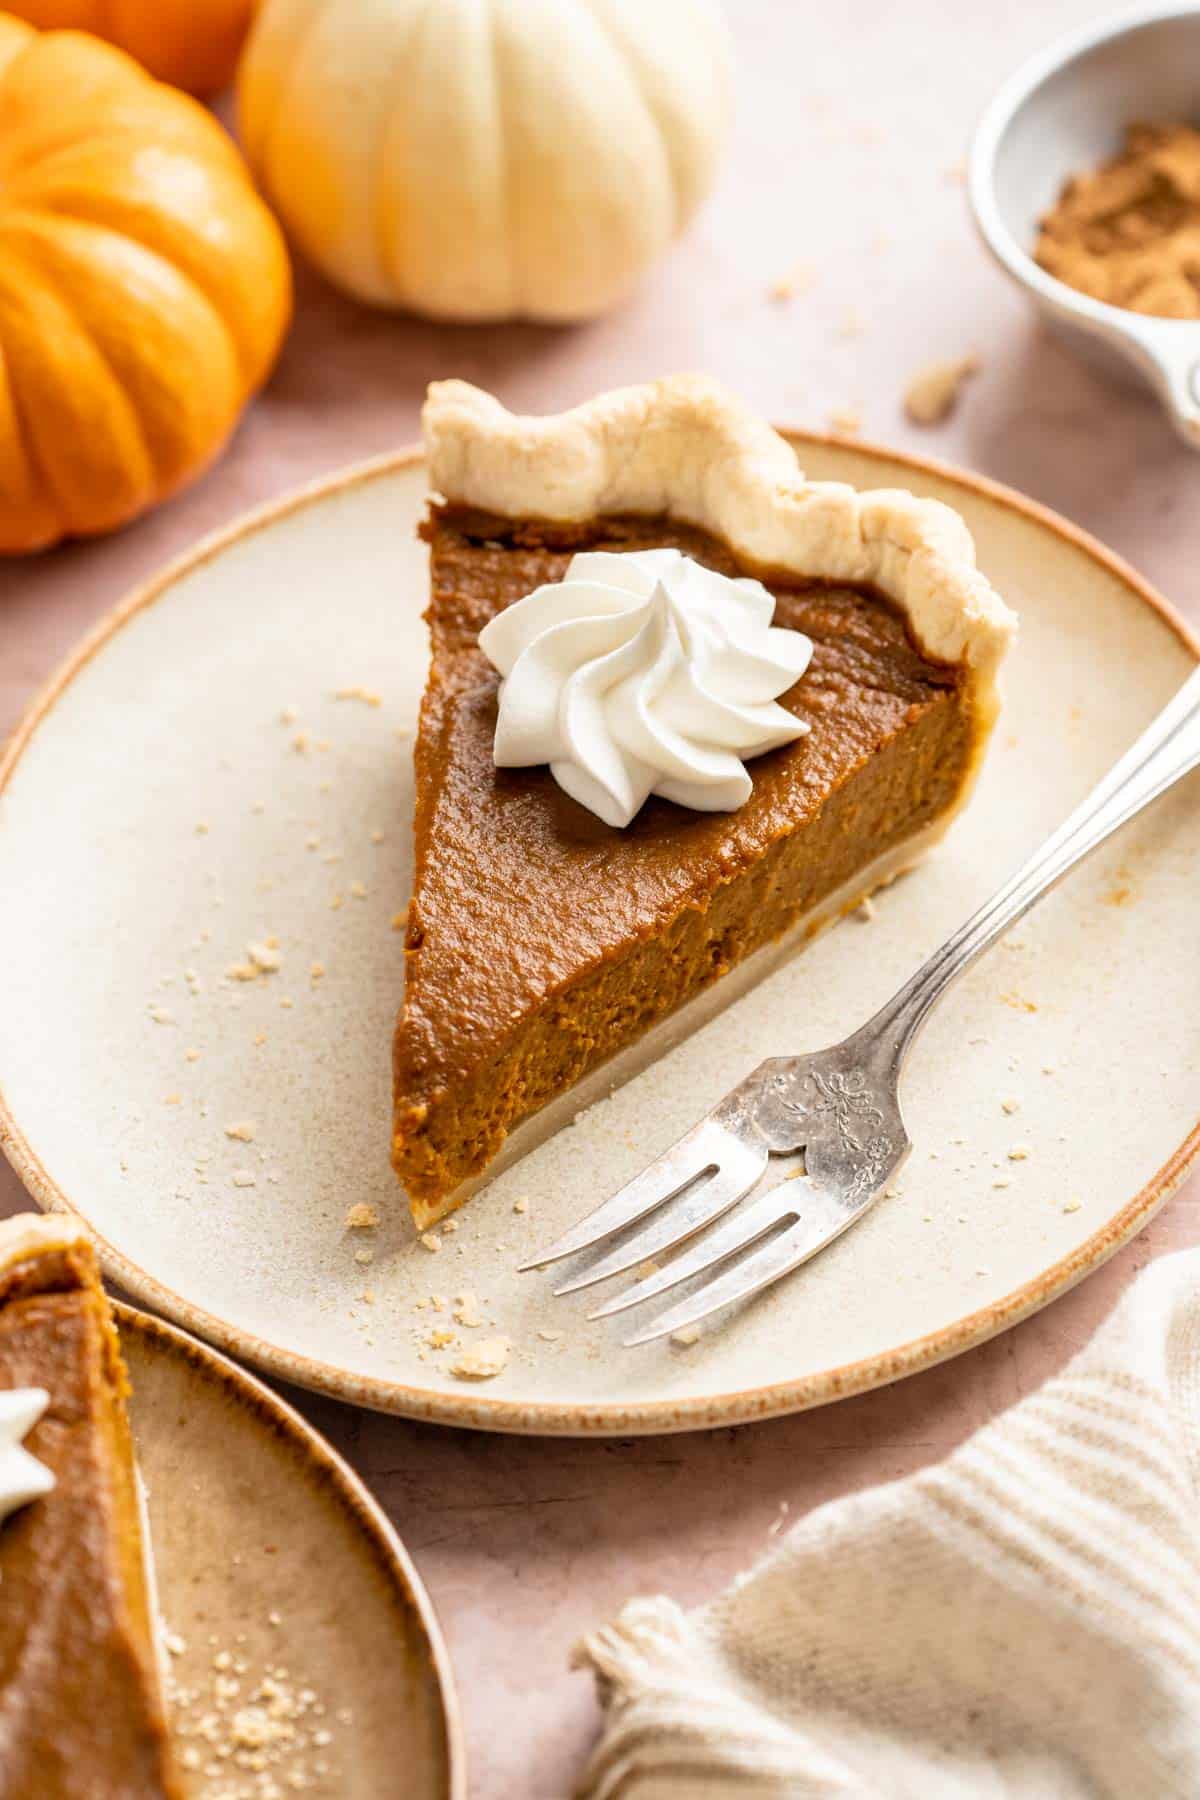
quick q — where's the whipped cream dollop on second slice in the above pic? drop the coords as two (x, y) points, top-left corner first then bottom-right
(0, 1387), (54, 1525)
(479, 549), (814, 828)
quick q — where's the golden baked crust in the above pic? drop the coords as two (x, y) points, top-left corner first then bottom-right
(424, 377), (1015, 791)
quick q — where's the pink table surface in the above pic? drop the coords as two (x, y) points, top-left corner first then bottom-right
(2, 5), (1199, 1794)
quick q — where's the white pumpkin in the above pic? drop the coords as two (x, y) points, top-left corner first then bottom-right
(238, 0), (732, 322)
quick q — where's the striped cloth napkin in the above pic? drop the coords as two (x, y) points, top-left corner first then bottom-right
(574, 1246), (1200, 1798)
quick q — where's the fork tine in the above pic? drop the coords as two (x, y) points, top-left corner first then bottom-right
(517, 1116), (735, 1272)
(622, 1186), (874, 1347)
(553, 1140), (768, 1298)
(587, 1183), (797, 1318)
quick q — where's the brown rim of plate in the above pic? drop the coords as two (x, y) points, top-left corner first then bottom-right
(114, 1299), (467, 1797)
(1, 434), (1198, 1437)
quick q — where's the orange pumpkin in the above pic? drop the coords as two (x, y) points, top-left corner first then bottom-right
(5, 0), (257, 96)
(0, 16), (290, 553)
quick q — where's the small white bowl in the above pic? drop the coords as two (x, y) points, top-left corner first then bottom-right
(969, 3), (1200, 448)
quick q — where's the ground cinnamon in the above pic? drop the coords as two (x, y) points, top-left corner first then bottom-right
(1035, 122), (1200, 319)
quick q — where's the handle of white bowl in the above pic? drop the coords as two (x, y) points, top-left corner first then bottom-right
(1136, 328), (1200, 448)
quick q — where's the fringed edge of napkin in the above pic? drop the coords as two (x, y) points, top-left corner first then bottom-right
(572, 1597), (854, 1798)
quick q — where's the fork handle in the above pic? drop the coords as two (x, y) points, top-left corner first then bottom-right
(862, 665), (1200, 1064)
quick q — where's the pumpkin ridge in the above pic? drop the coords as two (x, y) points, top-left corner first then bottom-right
(2, 226), (156, 479)
(3, 125), (232, 191)
(2, 212), (237, 501)
(577, 0), (692, 225)
(487, 0), (519, 318)
(10, 150), (281, 388)
(0, 332), (59, 552)
(375, 0), (439, 306)
(0, 107), (241, 197)
(29, 207), (247, 408)
(258, 0), (339, 230)
(0, 235), (154, 533)
(234, 0), (296, 170)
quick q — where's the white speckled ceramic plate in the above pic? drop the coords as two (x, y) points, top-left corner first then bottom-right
(119, 1301), (464, 1795)
(1, 438), (1198, 1435)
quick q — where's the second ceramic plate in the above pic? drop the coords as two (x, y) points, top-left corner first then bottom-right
(1, 439), (1198, 1433)
(121, 1301), (463, 1795)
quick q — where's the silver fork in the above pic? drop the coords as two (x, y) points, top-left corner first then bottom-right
(521, 667), (1200, 1345)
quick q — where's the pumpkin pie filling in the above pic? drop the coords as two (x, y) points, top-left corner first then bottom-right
(396, 512), (975, 1223)
(391, 379), (1015, 1228)
(0, 1215), (181, 1800)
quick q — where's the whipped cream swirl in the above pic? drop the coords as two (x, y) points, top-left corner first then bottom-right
(479, 549), (813, 828)
(0, 1388), (54, 1525)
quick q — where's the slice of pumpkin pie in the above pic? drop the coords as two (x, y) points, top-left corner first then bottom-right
(0, 1212), (182, 1799)
(392, 377), (1016, 1228)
